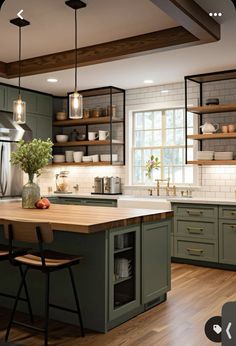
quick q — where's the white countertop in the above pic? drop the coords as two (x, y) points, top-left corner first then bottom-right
(169, 197), (236, 206)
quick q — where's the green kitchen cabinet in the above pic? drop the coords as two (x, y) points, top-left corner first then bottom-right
(21, 90), (38, 114)
(6, 87), (18, 112)
(0, 85), (7, 111)
(142, 220), (171, 305)
(174, 237), (218, 262)
(27, 113), (52, 140)
(219, 220), (236, 265)
(108, 225), (141, 322)
(49, 197), (117, 207)
(37, 94), (52, 116)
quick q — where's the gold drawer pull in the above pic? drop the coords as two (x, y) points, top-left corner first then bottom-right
(231, 212), (236, 215)
(187, 248), (204, 256)
(187, 210), (203, 216)
(230, 225), (236, 228)
(187, 227), (204, 234)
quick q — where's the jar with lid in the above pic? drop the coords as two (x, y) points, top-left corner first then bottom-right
(92, 107), (102, 118)
(55, 171), (70, 192)
(69, 129), (78, 141)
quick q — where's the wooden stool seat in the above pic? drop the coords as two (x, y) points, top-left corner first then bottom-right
(0, 244), (9, 258)
(15, 250), (82, 268)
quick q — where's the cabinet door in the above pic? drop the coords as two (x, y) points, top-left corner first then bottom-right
(21, 90), (37, 114)
(109, 225), (140, 321)
(6, 87), (18, 112)
(142, 220), (171, 305)
(219, 220), (236, 265)
(37, 94), (52, 116)
(0, 85), (7, 111)
(83, 199), (117, 207)
(36, 115), (52, 140)
(26, 113), (37, 139)
(58, 198), (84, 205)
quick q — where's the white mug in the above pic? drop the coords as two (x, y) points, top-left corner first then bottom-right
(88, 132), (98, 141)
(99, 130), (109, 140)
(73, 151), (83, 163)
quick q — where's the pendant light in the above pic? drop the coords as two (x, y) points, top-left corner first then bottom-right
(66, 0), (87, 119)
(10, 17), (30, 124)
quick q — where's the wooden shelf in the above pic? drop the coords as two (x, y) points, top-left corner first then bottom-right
(114, 247), (133, 254)
(53, 116), (123, 127)
(188, 133), (236, 140)
(188, 160), (236, 165)
(187, 103), (236, 114)
(53, 140), (124, 147)
(50, 162), (123, 167)
(114, 276), (133, 285)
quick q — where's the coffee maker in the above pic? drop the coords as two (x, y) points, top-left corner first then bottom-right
(92, 176), (121, 195)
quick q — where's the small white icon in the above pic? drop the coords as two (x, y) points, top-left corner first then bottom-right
(226, 322), (232, 340)
(17, 9), (24, 20)
(213, 324), (222, 334)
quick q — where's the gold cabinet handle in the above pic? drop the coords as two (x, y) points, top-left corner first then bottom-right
(187, 227), (203, 234)
(230, 225), (236, 228)
(186, 210), (203, 216)
(231, 212), (236, 216)
(187, 248), (204, 256)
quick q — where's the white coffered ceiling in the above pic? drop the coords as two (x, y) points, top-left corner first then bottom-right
(0, 0), (235, 95)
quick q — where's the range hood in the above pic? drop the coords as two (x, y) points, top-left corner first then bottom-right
(0, 111), (32, 142)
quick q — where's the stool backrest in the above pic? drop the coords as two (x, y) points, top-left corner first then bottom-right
(0, 218), (53, 244)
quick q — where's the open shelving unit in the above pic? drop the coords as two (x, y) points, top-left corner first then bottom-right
(185, 69), (236, 165)
(52, 86), (125, 166)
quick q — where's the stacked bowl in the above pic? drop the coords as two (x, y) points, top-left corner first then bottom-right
(65, 151), (74, 163)
(197, 151), (214, 161)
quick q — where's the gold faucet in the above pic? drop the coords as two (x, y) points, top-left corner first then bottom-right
(155, 178), (170, 196)
(166, 184), (177, 196)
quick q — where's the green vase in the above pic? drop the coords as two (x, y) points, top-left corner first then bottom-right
(22, 173), (40, 209)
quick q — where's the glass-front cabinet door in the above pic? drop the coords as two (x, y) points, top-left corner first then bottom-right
(108, 225), (141, 321)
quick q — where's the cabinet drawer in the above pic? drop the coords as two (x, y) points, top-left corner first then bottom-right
(219, 206), (236, 219)
(219, 221), (236, 265)
(173, 204), (217, 219)
(174, 238), (218, 262)
(175, 220), (217, 239)
(83, 199), (117, 207)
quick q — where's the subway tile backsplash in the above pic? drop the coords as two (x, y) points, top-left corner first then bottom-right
(38, 81), (236, 199)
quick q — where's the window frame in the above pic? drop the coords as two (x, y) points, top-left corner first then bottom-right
(126, 103), (198, 187)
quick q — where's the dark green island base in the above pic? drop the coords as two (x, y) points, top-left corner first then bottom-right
(0, 203), (172, 333)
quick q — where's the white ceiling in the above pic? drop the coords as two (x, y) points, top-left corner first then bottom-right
(0, 0), (236, 96)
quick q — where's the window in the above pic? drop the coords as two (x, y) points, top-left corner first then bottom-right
(131, 108), (194, 185)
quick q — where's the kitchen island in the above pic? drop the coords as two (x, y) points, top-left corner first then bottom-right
(0, 202), (173, 332)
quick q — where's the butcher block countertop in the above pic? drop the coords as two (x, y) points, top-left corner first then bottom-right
(0, 202), (173, 233)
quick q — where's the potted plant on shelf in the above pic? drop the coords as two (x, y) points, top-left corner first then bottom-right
(145, 154), (160, 184)
(11, 138), (53, 208)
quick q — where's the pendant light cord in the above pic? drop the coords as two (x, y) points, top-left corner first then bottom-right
(18, 26), (21, 96)
(75, 9), (78, 92)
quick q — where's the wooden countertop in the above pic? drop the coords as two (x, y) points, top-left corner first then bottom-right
(0, 202), (173, 234)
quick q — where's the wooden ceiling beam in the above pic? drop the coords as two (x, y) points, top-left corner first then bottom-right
(5, 26), (197, 78)
(150, 0), (220, 43)
(0, 61), (7, 78)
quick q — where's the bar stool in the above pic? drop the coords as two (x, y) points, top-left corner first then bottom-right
(0, 244), (33, 321)
(0, 218), (84, 346)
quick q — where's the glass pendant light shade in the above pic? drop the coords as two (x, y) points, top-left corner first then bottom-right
(13, 95), (26, 124)
(69, 91), (83, 119)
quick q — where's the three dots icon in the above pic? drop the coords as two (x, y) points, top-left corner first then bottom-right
(209, 12), (223, 17)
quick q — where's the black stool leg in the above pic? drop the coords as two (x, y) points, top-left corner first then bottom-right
(19, 265), (34, 323)
(68, 267), (85, 337)
(5, 266), (29, 342)
(44, 272), (50, 346)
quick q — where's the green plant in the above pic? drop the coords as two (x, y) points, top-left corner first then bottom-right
(11, 139), (53, 178)
(145, 154), (160, 179)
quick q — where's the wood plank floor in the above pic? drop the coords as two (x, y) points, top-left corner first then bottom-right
(1, 263), (236, 346)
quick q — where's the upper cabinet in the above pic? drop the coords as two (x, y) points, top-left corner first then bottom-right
(52, 86), (125, 166)
(185, 69), (236, 165)
(0, 83), (53, 141)
(0, 85), (7, 111)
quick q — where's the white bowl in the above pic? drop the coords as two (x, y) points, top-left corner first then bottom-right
(56, 135), (69, 143)
(53, 155), (65, 163)
(56, 112), (67, 121)
(82, 156), (92, 162)
(91, 154), (99, 162)
(100, 154), (118, 162)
